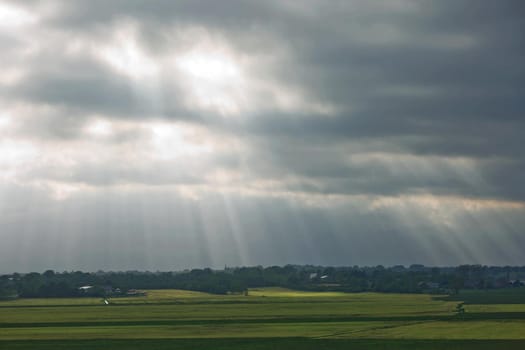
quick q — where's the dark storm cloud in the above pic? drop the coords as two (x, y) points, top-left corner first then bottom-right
(7, 0), (523, 154)
(3, 57), (204, 122)
(43, 0), (278, 27)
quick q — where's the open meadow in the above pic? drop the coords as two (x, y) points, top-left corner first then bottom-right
(1, 287), (524, 349)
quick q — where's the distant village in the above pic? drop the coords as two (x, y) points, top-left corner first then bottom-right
(77, 285), (147, 297)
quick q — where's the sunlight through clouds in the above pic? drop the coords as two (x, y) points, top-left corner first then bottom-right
(0, 2), (37, 30)
(0, 140), (38, 181)
(150, 123), (214, 159)
(84, 119), (113, 138)
(95, 23), (159, 80)
(0, 114), (11, 130)
(176, 48), (246, 116)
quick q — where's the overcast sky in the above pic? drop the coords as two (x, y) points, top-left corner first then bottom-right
(1, 0), (524, 273)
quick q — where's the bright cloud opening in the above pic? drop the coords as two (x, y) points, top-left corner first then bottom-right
(177, 51), (241, 83)
(0, 140), (38, 181)
(150, 123), (213, 159)
(0, 115), (12, 130)
(97, 25), (158, 80)
(85, 119), (113, 138)
(176, 49), (246, 115)
(0, 3), (37, 30)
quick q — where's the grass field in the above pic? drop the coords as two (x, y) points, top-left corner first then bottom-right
(1, 288), (524, 349)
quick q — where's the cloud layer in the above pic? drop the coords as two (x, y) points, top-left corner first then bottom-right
(1, 0), (524, 272)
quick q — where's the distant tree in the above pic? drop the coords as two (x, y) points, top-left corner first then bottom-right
(455, 302), (466, 315)
(43, 270), (55, 278)
(451, 276), (464, 294)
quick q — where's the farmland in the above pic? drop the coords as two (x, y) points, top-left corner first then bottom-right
(1, 288), (524, 349)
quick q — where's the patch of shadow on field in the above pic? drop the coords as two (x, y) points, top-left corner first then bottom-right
(1, 338), (525, 350)
(435, 289), (525, 304)
(314, 320), (430, 339)
(0, 299), (359, 309)
(1, 312), (524, 329)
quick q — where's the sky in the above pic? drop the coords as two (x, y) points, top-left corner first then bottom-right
(0, 0), (524, 273)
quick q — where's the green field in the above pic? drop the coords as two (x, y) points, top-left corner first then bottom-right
(1, 288), (524, 349)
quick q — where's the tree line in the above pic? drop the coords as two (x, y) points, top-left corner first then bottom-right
(1, 264), (524, 299)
